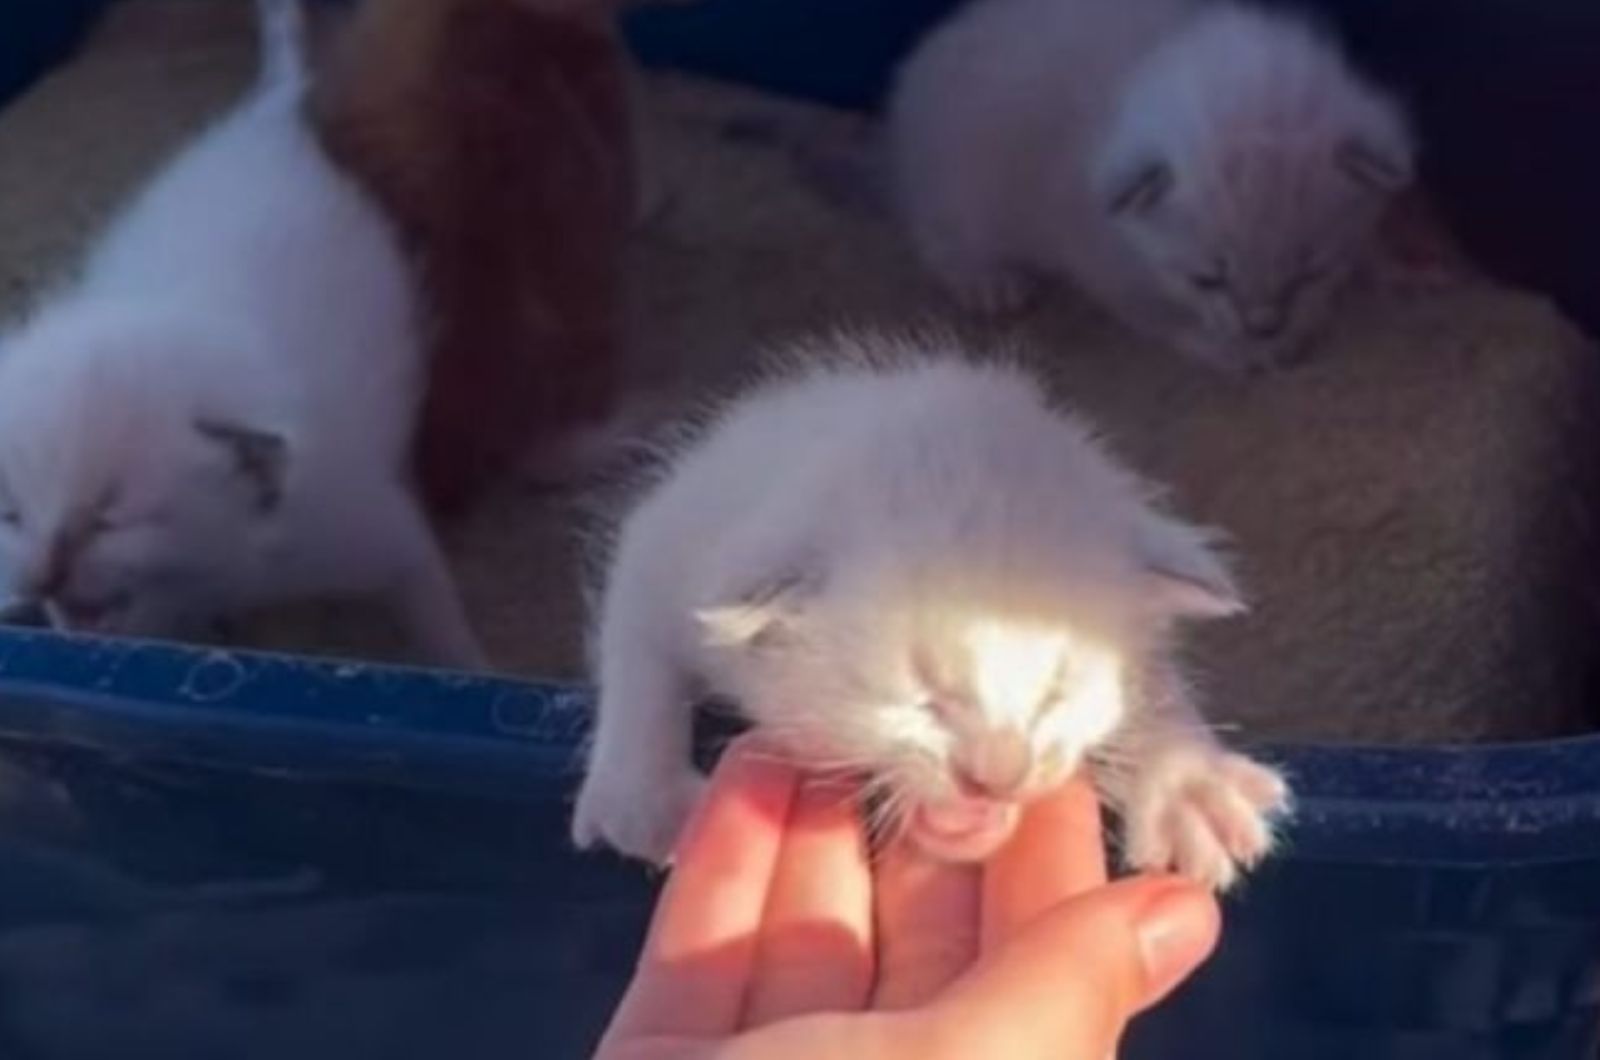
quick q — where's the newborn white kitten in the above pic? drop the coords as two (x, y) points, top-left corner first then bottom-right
(572, 335), (1289, 889)
(889, 0), (1413, 372)
(0, 0), (484, 669)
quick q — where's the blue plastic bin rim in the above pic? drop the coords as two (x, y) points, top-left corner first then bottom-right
(0, 629), (1592, 867)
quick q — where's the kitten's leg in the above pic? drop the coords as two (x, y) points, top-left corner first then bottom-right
(570, 651), (703, 865)
(1091, 662), (1290, 891)
(571, 558), (704, 864)
(371, 496), (488, 671)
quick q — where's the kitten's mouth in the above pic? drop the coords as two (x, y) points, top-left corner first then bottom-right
(907, 797), (1021, 863)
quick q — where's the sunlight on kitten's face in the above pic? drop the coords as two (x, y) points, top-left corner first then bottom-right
(703, 599), (1130, 862)
(893, 617), (1128, 861)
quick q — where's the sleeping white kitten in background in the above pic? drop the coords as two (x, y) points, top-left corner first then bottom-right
(0, 0), (485, 669)
(890, 0), (1413, 373)
(571, 334), (1289, 889)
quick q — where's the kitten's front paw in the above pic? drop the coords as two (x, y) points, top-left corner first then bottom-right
(571, 767), (706, 866)
(1123, 746), (1290, 891)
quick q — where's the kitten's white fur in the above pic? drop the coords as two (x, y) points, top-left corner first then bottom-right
(0, 0), (484, 668)
(889, 0), (1413, 372)
(572, 334), (1289, 889)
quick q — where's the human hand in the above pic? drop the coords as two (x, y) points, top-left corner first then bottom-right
(595, 741), (1221, 1060)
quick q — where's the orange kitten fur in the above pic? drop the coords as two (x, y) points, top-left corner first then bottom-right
(311, 0), (634, 516)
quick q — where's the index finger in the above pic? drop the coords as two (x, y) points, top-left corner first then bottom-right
(603, 741), (798, 1041)
(742, 776), (875, 1025)
(981, 776), (1107, 953)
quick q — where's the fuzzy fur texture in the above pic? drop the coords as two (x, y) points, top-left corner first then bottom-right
(890, 0), (1413, 372)
(572, 334), (1289, 888)
(0, 0), (484, 668)
(309, 0), (634, 516)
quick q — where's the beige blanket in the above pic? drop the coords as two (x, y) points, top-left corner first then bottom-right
(0, 2), (1594, 743)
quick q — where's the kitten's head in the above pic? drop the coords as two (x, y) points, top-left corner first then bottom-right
(695, 501), (1241, 863)
(1092, 7), (1413, 371)
(0, 306), (291, 638)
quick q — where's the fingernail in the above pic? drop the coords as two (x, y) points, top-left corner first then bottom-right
(1135, 884), (1221, 1003)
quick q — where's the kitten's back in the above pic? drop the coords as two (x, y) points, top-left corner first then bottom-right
(892, 0), (1196, 166)
(889, 0), (1199, 261)
(628, 338), (1151, 607)
(69, 6), (421, 461)
(897, 0), (1195, 113)
(1114, 5), (1405, 173)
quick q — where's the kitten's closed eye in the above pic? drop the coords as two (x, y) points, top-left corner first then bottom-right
(1189, 269), (1228, 293)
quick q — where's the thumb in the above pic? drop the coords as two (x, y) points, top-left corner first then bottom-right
(923, 875), (1220, 1060)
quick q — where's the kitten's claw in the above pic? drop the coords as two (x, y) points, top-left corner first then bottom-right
(571, 767), (706, 865)
(1123, 746), (1290, 891)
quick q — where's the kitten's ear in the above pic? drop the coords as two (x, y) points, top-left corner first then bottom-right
(1335, 135), (1413, 195)
(1137, 515), (1246, 621)
(695, 564), (823, 650)
(1100, 158), (1173, 216)
(193, 418), (289, 514)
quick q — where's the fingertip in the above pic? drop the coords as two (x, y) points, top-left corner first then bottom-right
(1016, 775), (1105, 858)
(871, 840), (983, 1010)
(718, 733), (804, 794)
(1133, 878), (1221, 1007)
(616, 738), (802, 1039)
(743, 776), (875, 1024)
(672, 737), (797, 861)
(1035, 774), (1104, 818)
(929, 874), (1221, 1060)
(982, 775), (1107, 952)
(790, 773), (864, 829)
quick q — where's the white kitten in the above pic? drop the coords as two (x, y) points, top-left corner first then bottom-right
(889, 0), (1413, 372)
(571, 334), (1289, 889)
(0, 0), (485, 669)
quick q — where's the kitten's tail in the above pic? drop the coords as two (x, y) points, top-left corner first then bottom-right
(254, 0), (310, 102)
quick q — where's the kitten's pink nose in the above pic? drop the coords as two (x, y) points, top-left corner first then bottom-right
(953, 729), (1032, 799)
